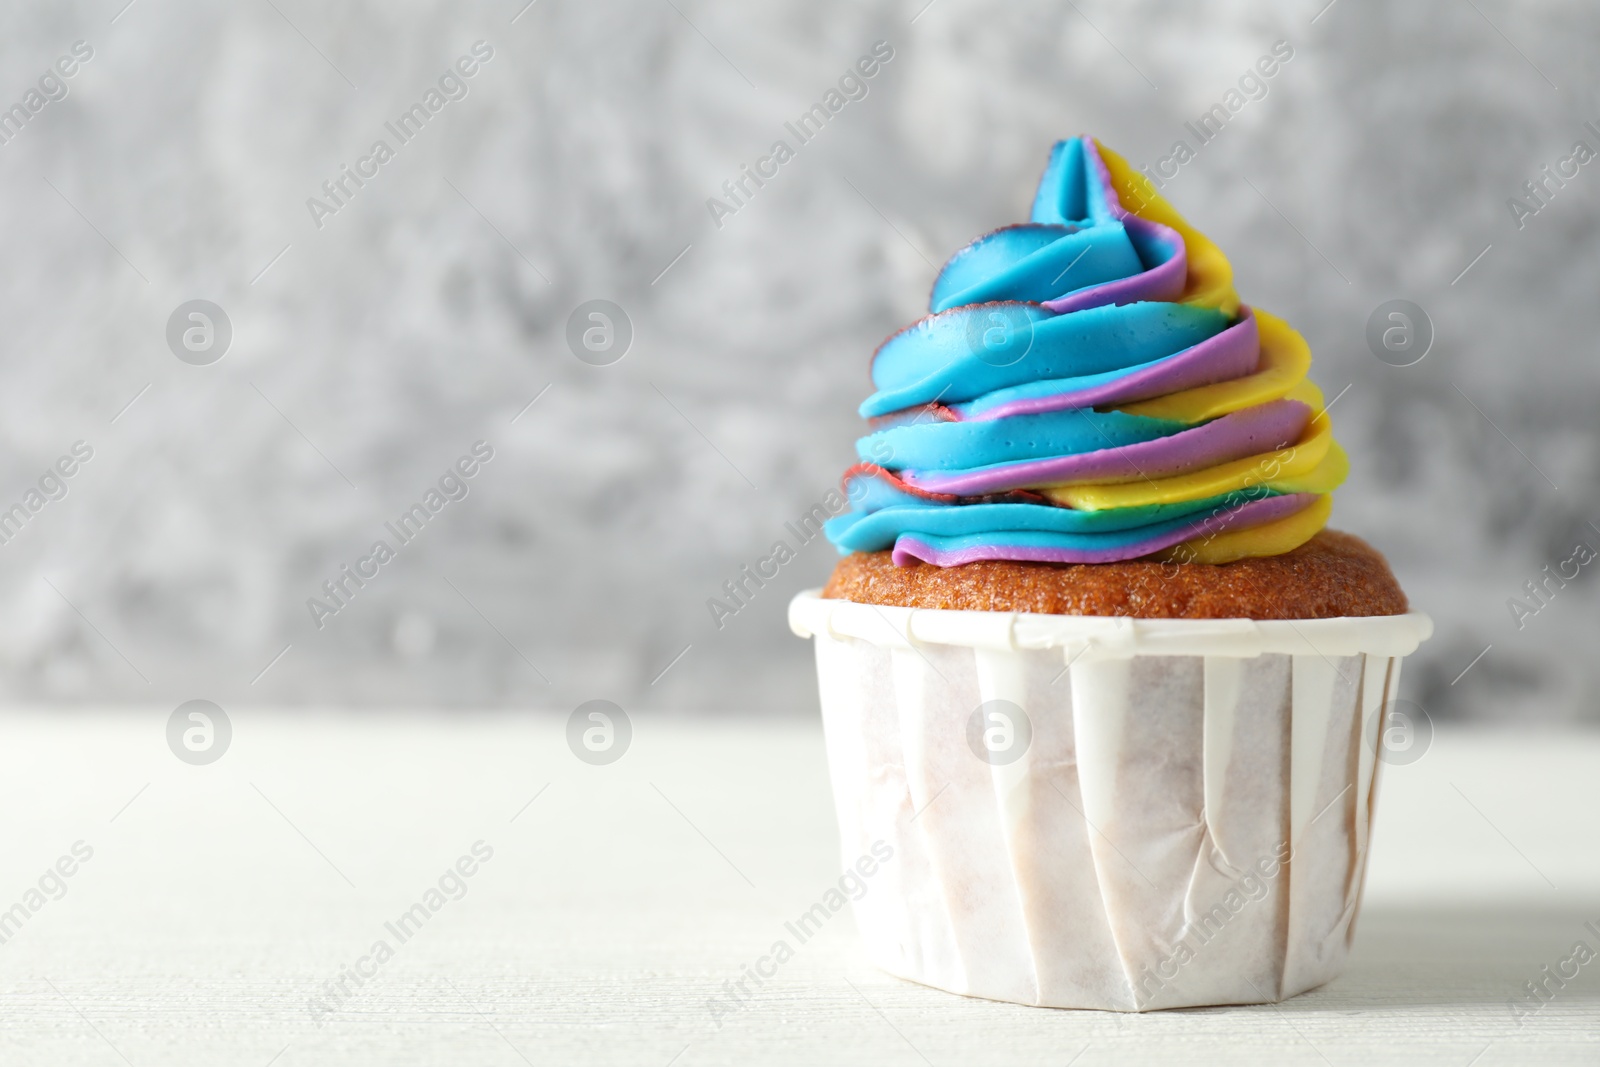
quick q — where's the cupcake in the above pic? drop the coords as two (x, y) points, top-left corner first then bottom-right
(789, 136), (1431, 1011)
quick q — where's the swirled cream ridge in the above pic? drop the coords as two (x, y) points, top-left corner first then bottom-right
(824, 136), (1344, 567)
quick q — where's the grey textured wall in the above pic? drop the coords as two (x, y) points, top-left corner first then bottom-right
(0, 0), (1594, 719)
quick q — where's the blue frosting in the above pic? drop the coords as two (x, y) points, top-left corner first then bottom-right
(858, 408), (1187, 471)
(928, 224), (1143, 312)
(1030, 137), (1115, 225)
(952, 350), (1184, 418)
(862, 301), (1228, 418)
(825, 493), (1268, 553)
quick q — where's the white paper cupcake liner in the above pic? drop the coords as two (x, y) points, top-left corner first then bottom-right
(789, 591), (1433, 1011)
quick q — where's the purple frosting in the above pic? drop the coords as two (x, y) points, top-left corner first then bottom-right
(958, 306), (1260, 421)
(890, 492), (1316, 567)
(1038, 142), (1188, 315)
(902, 398), (1311, 496)
(1040, 215), (1188, 314)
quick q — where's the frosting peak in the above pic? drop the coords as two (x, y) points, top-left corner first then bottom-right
(826, 136), (1343, 568)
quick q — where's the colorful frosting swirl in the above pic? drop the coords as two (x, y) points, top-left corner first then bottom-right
(824, 136), (1346, 568)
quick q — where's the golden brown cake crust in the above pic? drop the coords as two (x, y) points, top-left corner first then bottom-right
(821, 530), (1408, 619)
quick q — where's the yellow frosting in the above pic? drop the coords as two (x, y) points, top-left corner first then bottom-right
(1116, 309), (1312, 423)
(1095, 139), (1241, 316)
(1091, 140), (1339, 555)
(1043, 420), (1346, 509)
(1158, 492), (1333, 564)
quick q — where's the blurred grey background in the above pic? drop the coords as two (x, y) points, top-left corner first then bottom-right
(0, 0), (1593, 719)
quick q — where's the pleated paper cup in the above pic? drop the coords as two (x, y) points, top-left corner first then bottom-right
(789, 590), (1432, 1012)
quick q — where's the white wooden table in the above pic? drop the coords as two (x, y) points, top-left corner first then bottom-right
(0, 709), (1595, 1065)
